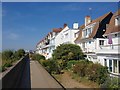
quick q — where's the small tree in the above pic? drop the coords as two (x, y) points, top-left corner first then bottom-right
(52, 44), (84, 61)
(17, 49), (25, 58)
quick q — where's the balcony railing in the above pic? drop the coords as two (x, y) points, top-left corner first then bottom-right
(96, 44), (120, 54)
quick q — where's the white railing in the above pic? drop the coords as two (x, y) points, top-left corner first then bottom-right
(96, 44), (120, 54)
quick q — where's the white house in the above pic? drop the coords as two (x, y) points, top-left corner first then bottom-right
(96, 10), (120, 76)
(36, 23), (80, 59)
(36, 28), (62, 59)
(55, 23), (79, 48)
(75, 12), (113, 63)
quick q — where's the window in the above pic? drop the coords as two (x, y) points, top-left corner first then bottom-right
(104, 59), (107, 66)
(115, 34), (117, 37)
(85, 29), (87, 36)
(89, 41), (91, 44)
(83, 29), (87, 37)
(113, 59), (117, 73)
(109, 60), (112, 72)
(88, 28), (92, 35)
(74, 33), (78, 38)
(115, 17), (120, 26)
(83, 30), (86, 37)
(65, 33), (68, 38)
(99, 40), (104, 45)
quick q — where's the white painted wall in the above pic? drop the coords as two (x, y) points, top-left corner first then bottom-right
(55, 26), (79, 48)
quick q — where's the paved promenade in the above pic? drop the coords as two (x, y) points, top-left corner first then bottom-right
(30, 60), (63, 88)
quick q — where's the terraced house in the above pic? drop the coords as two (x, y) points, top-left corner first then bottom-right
(55, 23), (79, 48)
(36, 28), (62, 59)
(74, 12), (113, 63)
(96, 10), (120, 76)
(36, 9), (120, 76)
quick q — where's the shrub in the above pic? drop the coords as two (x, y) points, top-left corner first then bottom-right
(31, 54), (45, 60)
(40, 59), (60, 74)
(17, 49), (25, 58)
(96, 66), (108, 84)
(72, 60), (108, 85)
(73, 60), (88, 77)
(85, 63), (108, 84)
(2, 50), (13, 60)
(67, 60), (80, 70)
(52, 44), (84, 61)
(100, 77), (120, 88)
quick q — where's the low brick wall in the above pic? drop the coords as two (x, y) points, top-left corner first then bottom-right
(1, 54), (30, 88)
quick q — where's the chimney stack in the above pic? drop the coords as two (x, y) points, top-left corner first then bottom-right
(73, 22), (78, 29)
(85, 16), (91, 26)
(63, 23), (67, 28)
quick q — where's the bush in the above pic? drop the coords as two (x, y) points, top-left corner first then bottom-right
(67, 60), (80, 70)
(100, 77), (120, 88)
(17, 49), (25, 58)
(1, 49), (26, 72)
(31, 54), (45, 60)
(85, 63), (108, 84)
(2, 50), (13, 60)
(52, 44), (84, 61)
(40, 59), (60, 74)
(72, 60), (108, 85)
(73, 60), (88, 77)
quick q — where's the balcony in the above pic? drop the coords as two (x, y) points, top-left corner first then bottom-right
(96, 44), (120, 54)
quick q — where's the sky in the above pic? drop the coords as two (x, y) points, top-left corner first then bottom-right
(2, 2), (118, 51)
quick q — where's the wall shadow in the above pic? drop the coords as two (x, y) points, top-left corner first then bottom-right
(2, 55), (31, 89)
(18, 58), (31, 89)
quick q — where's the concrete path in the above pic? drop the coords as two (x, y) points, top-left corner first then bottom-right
(30, 60), (63, 88)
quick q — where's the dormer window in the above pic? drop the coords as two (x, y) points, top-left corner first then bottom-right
(83, 27), (92, 38)
(115, 16), (120, 26)
(88, 28), (92, 35)
(83, 29), (87, 38)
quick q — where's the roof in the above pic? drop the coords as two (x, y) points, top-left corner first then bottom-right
(75, 12), (113, 42)
(87, 12), (112, 26)
(52, 28), (62, 32)
(37, 28), (63, 46)
(104, 9), (120, 35)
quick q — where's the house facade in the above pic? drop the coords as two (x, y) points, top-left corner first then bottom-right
(55, 23), (79, 48)
(75, 12), (113, 63)
(36, 10), (120, 76)
(96, 10), (120, 76)
(36, 28), (62, 59)
(36, 23), (79, 59)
